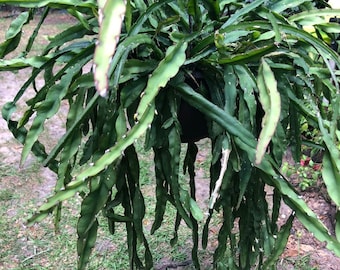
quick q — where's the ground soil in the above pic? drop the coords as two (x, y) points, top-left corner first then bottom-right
(1, 11), (340, 270)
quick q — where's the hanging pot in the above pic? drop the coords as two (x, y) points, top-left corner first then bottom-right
(178, 99), (208, 143)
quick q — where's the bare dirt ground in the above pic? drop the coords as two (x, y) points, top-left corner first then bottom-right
(1, 11), (340, 270)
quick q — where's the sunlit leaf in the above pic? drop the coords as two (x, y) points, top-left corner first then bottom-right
(94, 0), (126, 96)
(256, 58), (281, 164)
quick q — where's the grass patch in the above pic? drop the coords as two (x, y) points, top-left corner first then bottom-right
(0, 137), (213, 269)
(0, 189), (15, 201)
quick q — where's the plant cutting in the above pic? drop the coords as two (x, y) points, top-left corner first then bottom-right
(0, 0), (340, 269)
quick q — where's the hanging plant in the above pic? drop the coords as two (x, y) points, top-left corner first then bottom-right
(1, 0), (340, 269)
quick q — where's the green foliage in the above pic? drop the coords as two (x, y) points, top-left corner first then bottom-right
(1, 0), (340, 269)
(282, 156), (322, 191)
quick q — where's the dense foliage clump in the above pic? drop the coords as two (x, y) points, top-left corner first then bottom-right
(0, 0), (340, 269)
